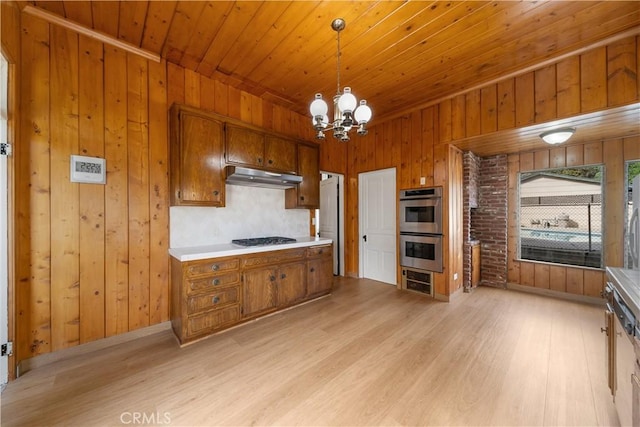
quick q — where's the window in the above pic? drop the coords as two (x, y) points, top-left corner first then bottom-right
(518, 166), (604, 268)
(625, 160), (640, 268)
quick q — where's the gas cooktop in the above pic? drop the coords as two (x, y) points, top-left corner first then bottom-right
(231, 236), (297, 247)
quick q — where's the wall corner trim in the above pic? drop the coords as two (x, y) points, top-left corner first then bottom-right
(22, 5), (161, 63)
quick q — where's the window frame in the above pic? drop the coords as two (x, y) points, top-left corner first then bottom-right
(517, 164), (606, 269)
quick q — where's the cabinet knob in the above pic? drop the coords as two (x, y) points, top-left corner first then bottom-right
(268, 159), (273, 165)
(258, 157), (263, 164)
(213, 190), (219, 196)
(310, 267), (315, 273)
(211, 264), (220, 271)
(281, 273), (286, 279)
(212, 278), (220, 286)
(212, 296), (220, 304)
(300, 196), (305, 201)
(270, 275), (276, 282)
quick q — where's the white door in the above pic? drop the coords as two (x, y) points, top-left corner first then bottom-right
(359, 168), (396, 284)
(319, 176), (339, 274)
(0, 53), (8, 387)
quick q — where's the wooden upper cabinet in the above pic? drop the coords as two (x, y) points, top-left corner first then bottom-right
(170, 104), (225, 207)
(265, 135), (297, 173)
(225, 124), (265, 168)
(226, 125), (297, 174)
(286, 143), (320, 209)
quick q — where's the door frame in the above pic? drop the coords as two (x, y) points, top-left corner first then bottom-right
(1, 46), (16, 383)
(318, 171), (345, 276)
(358, 168), (397, 281)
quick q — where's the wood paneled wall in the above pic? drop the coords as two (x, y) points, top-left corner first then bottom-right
(320, 36), (639, 298)
(436, 36), (639, 146)
(507, 136), (640, 297)
(13, 13), (315, 364)
(16, 12), (170, 361)
(165, 63), (314, 141)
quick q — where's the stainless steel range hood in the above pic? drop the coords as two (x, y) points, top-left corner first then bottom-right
(225, 166), (302, 189)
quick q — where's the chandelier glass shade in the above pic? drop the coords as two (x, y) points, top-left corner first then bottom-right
(310, 18), (372, 142)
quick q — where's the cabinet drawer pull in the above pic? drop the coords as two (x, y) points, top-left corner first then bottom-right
(212, 278), (220, 286)
(212, 296), (220, 304)
(211, 264), (220, 271)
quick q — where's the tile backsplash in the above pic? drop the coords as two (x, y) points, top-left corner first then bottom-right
(170, 185), (310, 248)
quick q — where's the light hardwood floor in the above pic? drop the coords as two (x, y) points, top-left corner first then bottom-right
(1, 277), (619, 426)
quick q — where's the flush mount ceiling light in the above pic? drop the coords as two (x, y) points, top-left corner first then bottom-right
(309, 18), (372, 142)
(539, 127), (576, 145)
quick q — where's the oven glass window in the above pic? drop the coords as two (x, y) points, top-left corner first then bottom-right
(405, 241), (435, 260)
(405, 206), (435, 223)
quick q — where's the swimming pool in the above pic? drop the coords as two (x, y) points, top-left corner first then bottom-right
(520, 228), (601, 243)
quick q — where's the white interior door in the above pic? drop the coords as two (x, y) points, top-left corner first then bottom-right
(319, 175), (339, 274)
(0, 53), (9, 387)
(359, 168), (396, 284)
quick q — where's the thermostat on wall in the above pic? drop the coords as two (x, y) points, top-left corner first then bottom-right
(70, 155), (106, 184)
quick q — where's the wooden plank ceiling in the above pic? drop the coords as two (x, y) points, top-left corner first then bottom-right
(22, 1), (640, 126)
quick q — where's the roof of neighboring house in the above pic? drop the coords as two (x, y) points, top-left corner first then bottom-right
(520, 172), (601, 185)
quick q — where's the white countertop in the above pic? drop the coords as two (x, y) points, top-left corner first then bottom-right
(169, 236), (333, 261)
(606, 267), (640, 319)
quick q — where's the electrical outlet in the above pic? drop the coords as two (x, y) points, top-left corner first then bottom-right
(420, 176), (426, 185)
(454, 273), (458, 280)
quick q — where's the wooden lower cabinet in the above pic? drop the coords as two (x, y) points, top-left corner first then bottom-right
(242, 267), (278, 317)
(171, 244), (333, 345)
(274, 262), (306, 307)
(307, 245), (333, 297)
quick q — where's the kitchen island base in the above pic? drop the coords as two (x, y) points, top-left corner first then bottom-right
(171, 242), (333, 345)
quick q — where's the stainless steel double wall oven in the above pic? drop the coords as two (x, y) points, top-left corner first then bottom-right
(399, 187), (443, 295)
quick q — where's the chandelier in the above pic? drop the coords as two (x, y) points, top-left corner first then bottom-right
(309, 18), (372, 142)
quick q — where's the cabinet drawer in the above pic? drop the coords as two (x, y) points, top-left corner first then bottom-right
(307, 245), (332, 258)
(187, 286), (240, 314)
(187, 305), (240, 336)
(242, 249), (306, 268)
(187, 272), (240, 294)
(186, 258), (239, 277)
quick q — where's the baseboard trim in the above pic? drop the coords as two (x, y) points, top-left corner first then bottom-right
(506, 283), (605, 306)
(17, 321), (172, 377)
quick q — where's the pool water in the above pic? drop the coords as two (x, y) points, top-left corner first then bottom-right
(521, 228), (601, 243)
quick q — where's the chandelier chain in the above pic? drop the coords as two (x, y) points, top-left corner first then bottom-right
(336, 28), (341, 95)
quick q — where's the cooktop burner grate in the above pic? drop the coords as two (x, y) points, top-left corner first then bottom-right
(231, 236), (297, 247)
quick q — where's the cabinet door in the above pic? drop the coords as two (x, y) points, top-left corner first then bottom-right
(277, 262), (306, 307)
(242, 267), (277, 318)
(286, 143), (320, 208)
(307, 256), (333, 296)
(471, 245), (481, 287)
(170, 106), (224, 206)
(265, 136), (297, 173)
(226, 124), (265, 168)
